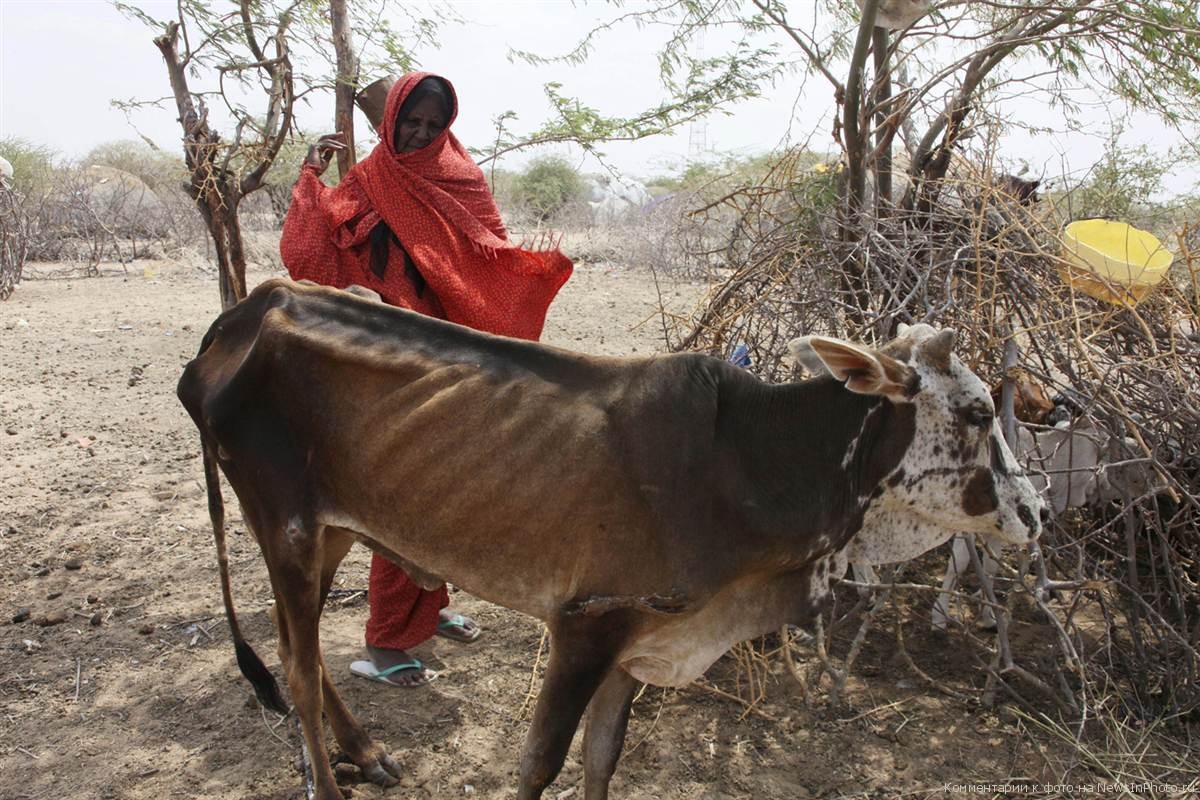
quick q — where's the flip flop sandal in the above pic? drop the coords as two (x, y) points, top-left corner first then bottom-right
(349, 659), (437, 688)
(436, 613), (482, 643)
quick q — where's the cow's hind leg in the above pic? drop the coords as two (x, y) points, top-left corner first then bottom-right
(582, 667), (639, 800)
(265, 522), (344, 800)
(316, 527), (402, 787)
(517, 617), (628, 800)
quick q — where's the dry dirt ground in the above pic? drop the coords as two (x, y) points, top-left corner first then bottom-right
(3, 260), (1068, 800)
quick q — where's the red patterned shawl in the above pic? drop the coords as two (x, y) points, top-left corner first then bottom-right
(280, 72), (571, 340)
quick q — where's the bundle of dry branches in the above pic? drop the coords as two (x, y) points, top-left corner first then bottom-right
(0, 186), (29, 300)
(670, 147), (1200, 730)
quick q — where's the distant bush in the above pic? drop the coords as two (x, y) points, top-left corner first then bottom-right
(84, 139), (187, 194)
(647, 153), (787, 193)
(486, 167), (520, 214)
(1062, 139), (1168, 223)
(257, 138), (312, 227)
(0, 137), (57, 197)
(514, 156), (585, 223)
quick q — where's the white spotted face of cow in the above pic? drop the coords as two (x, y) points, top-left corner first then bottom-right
(790, 324), (1045, 565)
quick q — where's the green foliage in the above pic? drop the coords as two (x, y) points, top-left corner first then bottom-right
(517, 0), (1200, 222)
(0, 137), (57, 197)
(111, 0), (450, 191)
(480, 34), (783, 165)
(1065, 138), (1169, 223)
(514, 157), (584, 222)
(258, 138), (314, 188)
(647, 161), (719, 192)
(787, 159), (842, 228)
(485, 167), (520, 212)
(648, 152), (804, 192)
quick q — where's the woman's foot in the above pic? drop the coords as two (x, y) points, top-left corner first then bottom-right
(354, 645), (437, 688)
(435, 609), (481, 643)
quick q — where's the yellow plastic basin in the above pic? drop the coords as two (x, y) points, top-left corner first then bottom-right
(1059, 219), (1173, 307)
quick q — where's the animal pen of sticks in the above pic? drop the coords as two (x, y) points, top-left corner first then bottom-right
(0, 180), (29, 300)
(666, 147), (1200, 745)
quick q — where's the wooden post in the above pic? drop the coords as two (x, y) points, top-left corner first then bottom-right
(843, 0), (882, 221)
(871, 27), (892, 217)
(330, 0), (358, 178)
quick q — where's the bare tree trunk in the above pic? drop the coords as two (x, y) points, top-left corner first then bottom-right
(843, 0), (882, 223)
(330, 0), (358, 178)
(899, 9), (1075, 211)
(911, 102), (970, 217)
(155, 23), (247, 310)
(194, 189), (247, 310)
(153, 4), (294, 310)
(871, 27), (892, 217)
(837, 0), (882, 323)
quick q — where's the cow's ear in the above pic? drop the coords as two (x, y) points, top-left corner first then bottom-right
(805, 336), (916, 400)
(787, 337), (831, 376)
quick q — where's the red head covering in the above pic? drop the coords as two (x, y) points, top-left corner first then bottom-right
(280, 72), (571, 341)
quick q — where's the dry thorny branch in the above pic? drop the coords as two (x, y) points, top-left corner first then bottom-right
(662, 144), (1199, 753)
(0, 186), (30, 300)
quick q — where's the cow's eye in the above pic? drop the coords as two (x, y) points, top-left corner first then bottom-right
(965, 408), (993, 428)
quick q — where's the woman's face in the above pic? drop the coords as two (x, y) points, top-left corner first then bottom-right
(395, 94), (447, 153)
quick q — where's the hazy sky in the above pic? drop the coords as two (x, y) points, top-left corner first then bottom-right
(1, 0), (1196, 195)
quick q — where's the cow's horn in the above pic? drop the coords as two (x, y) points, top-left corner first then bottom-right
(921, 329), (955, 369)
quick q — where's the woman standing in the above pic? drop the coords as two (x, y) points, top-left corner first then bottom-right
(281, 72), (572, 687)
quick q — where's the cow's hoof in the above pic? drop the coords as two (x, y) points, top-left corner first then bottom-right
(360, 751), (402, 787)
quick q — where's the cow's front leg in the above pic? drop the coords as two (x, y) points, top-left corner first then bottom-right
(582, 667), (639, 800)
(518, 617), (627, 800)
(932, 534), (972, 632)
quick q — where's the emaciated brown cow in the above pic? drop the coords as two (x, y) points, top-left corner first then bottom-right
(178, 279), (1044, 800)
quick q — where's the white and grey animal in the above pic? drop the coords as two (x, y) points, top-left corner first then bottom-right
(790, 323), (1051, 588)
(926, 420), (1163, 631)
(586, 174), (651, 224)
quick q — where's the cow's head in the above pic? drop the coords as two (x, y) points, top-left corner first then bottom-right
(790, 323), (1044, 564)
(997, 174), (1041, 206)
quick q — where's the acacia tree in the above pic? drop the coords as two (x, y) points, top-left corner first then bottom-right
(114, 1), (299, 308)
(115, 0), (443, 308)
(539, 0), (1200, 227)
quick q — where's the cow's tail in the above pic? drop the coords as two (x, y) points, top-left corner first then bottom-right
(203, 437), (289, 715)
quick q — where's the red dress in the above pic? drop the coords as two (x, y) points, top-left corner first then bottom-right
(280, 72), (572, 651)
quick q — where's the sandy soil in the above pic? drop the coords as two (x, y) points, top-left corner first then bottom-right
(2, 260), (1060, 800)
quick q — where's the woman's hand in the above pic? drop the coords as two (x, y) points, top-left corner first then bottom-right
(305, 132), (347, 176)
